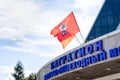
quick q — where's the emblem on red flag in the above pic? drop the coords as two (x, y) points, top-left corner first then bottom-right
(50, 12), (80, 48)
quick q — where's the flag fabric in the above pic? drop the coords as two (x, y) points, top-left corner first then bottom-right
(50, 12), (80, 48)
(61, 35), (75, 48)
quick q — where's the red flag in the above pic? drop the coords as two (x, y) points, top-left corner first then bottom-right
(51, 12), (80, 48)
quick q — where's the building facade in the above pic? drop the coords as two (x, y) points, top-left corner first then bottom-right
(37, 0), (120, 80)
(37, 29), (120, 80)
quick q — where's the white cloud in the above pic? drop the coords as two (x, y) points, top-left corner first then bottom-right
(0, 0), (42, 36)
(0, 66), (14, 74)
(0, 65), (35, 80)
(0, 0), (106, 57)
(5, 74), (14, 80)
(0, 27), (21, 39)
(73, 0), (105, 15)
(73, 0), (105, 40)
(1, 35), (62, 57)
(0, 0), (65, 57)
(0, 0), (105, 39)
(0, 0), (67, 37)
(0, 0), (107, 80)
(0, 66), (14, 80)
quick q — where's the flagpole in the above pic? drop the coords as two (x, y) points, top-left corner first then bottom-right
(75, 32), (85, 46)
(79, 32), (85, 43)
(75, 35), (81, 45)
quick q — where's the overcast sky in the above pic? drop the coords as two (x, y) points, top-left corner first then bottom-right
(0, 0), (105, 80)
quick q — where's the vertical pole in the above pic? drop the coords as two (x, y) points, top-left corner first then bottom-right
(75, 35), (81, 45)
(75, 32), (85, 46)
(80, 32), (85, 43)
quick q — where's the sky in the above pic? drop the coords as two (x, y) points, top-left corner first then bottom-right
(0, 0), (105, 80)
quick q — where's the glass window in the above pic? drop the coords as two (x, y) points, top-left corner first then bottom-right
(94, 18), (101, 27)
(101, 26), (108, 35)
(86, 0), (120, 42)
(107, 8), (113, 15)
(101, 16), (107, 26)
(95, 27), (101, 37)
(107, 16), (113, 26)
(113, 15), (120, 25)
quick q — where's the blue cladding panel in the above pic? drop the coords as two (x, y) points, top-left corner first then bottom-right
(86, 0), (120, 42)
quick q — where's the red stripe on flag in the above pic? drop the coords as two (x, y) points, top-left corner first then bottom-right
(50, 12), (80, 48)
